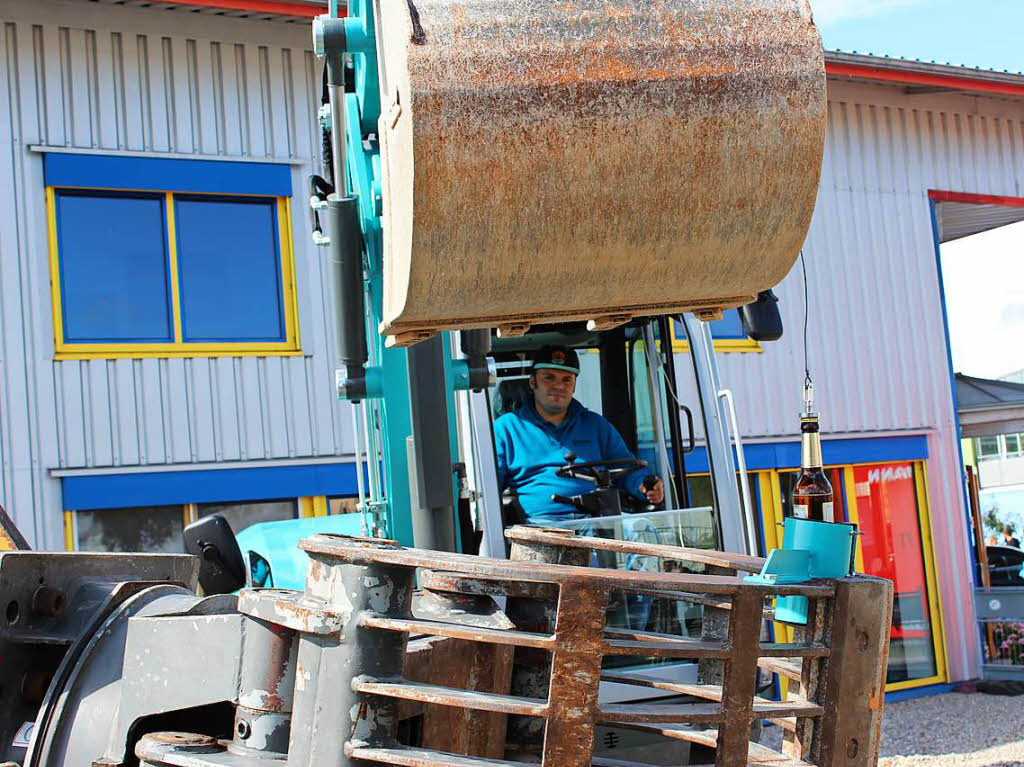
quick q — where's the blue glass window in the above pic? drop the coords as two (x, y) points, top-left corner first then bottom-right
(45, 154), (298, 357)
(672, 310), (749, 341)
(175, 197), (285, 342)
(56, 191), (173, 343)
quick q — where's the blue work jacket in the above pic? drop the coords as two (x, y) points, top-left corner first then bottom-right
(493, 398), (647, 524)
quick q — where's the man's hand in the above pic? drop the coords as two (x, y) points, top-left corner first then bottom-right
(642, 477), (664, 505)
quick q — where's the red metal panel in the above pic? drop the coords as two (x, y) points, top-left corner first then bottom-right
(928, 190), (1024, 208)
(166, 0), (325, 18)
(826, 61), (1024, 99)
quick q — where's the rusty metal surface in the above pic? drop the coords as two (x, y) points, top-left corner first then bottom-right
(714, 589), (763, 767)
(541, 581), (607, 767)
(299, 534), (833, 598)
(237, 589), (345, 636)
(376, 0), (825, 341)
(134, 531), (890, 767)
(815, 577), (893, 767)
(506, 526), (767, 573)
(419, 570), (558, 600)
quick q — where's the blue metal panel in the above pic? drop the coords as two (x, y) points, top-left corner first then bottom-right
(56, 191), (174, 342)
(680, 434), (930, 474)
(174, 196), (286, 341)
(43, 153), (292, 196)
(62, 462), (360, 510)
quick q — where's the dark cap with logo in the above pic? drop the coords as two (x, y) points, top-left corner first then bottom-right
(532, 346), (580, 375)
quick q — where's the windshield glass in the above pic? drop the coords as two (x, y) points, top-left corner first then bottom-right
(546, 507), (719, 665)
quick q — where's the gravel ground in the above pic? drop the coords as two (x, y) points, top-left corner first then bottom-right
(759, 692), (1024, 766)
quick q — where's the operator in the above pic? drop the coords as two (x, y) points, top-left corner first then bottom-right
(493, 345), (664, 525)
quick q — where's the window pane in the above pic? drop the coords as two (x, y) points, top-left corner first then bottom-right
(672, 310), (747, 341)
(175, 196), (286, 342)
(1005, 434), (1022, 456)
(979, 436), (1000, 457)
(56, 191), (173, 342)
(75, 505), (183, 552)
(199, 499), (297, 535)
(777, 468), (846, 522)
(853, 463), (938, 684)
(328, 497), (360, 515)
(547, 508), (718, 667)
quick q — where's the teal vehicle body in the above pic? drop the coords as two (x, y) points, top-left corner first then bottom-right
(236, 514), (364, 590)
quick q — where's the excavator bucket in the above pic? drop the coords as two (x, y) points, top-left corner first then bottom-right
(376, 0), (826, 345)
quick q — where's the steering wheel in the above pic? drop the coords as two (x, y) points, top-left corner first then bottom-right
(555, 455), (648, 487)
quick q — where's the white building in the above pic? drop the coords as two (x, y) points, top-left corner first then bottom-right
(4, 0), (1024, 692)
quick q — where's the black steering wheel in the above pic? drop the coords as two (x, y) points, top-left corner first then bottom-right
(555, 454), (648, 487)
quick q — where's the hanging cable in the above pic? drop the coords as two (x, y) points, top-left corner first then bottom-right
(800, 250), (811, 389)
(799, 250), (816, 415)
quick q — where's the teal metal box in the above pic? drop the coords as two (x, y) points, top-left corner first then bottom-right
(747, 517), (858, 624)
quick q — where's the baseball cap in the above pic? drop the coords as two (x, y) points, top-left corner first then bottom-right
(532, 346), (580, 375)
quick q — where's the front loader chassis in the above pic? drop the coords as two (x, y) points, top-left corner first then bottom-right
(9, 528), (892, 767)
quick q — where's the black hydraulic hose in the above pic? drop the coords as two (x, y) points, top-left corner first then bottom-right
(658, 315), (690, 508)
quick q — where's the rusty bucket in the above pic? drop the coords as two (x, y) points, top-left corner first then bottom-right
(376, 0), (826, 345)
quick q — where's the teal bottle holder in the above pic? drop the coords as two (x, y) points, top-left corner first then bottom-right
(745, 517), (858, 625)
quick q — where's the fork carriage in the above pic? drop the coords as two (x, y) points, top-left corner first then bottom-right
(132, 525), (892, 767)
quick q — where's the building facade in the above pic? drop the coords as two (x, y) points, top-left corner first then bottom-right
(4, 0), (1024, 691)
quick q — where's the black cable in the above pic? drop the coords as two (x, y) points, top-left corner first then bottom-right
(799, 250), (812, 390)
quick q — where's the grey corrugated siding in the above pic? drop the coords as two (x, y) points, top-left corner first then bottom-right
(1, 1), (1017, 679)
(0, 0), (352, 548)
(677, 79), (1024, 681)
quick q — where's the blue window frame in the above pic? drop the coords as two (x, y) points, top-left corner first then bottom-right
(44, 153), (300, 358)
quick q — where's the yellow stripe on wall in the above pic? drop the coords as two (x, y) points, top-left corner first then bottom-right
(63, 511), (76, 551)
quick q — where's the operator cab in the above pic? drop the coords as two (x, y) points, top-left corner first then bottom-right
(479, 317), (705, 540)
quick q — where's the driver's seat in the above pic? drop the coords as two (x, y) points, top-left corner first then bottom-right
(493, 378), (532, 418)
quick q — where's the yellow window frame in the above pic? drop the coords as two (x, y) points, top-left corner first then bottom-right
(46, 187), (301, 360)
(756, 460), (949, 693)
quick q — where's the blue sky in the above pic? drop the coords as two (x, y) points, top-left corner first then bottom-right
(811, 0), (1024, 74)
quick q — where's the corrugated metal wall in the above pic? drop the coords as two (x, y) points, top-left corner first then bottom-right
(682, 79), (1024, 681)
(0, 0), (352, 548)
(2, 0), (1018, 679)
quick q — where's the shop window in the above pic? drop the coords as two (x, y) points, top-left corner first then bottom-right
(687, 473), (760, 550)
(853, 462), (939, 684)
(198, 499), (298, 536)
(328, 496), (361, 515)
(44, 153), (299, 358)
(978, 436), (1001, 459)
(1005, 434), (1023, 457)
(777, 468), (847, 523)
(72, 505), (185, 552)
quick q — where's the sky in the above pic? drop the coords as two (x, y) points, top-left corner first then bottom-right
(812, 0), (1024, 381)
(810, 0), (1024, 73)
(941, 222), (1024, 380)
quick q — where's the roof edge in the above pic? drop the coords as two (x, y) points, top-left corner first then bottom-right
(826, 51), (1024, 99)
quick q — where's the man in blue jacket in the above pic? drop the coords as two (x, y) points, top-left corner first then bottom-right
(493, 345), (664, 525)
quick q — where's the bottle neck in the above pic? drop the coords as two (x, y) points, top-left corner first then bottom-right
(801, 429), (823, 469)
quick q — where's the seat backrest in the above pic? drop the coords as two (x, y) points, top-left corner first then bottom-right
(493, 377), (532, 419)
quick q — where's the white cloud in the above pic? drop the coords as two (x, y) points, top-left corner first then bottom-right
(809, 0), (930, 25)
